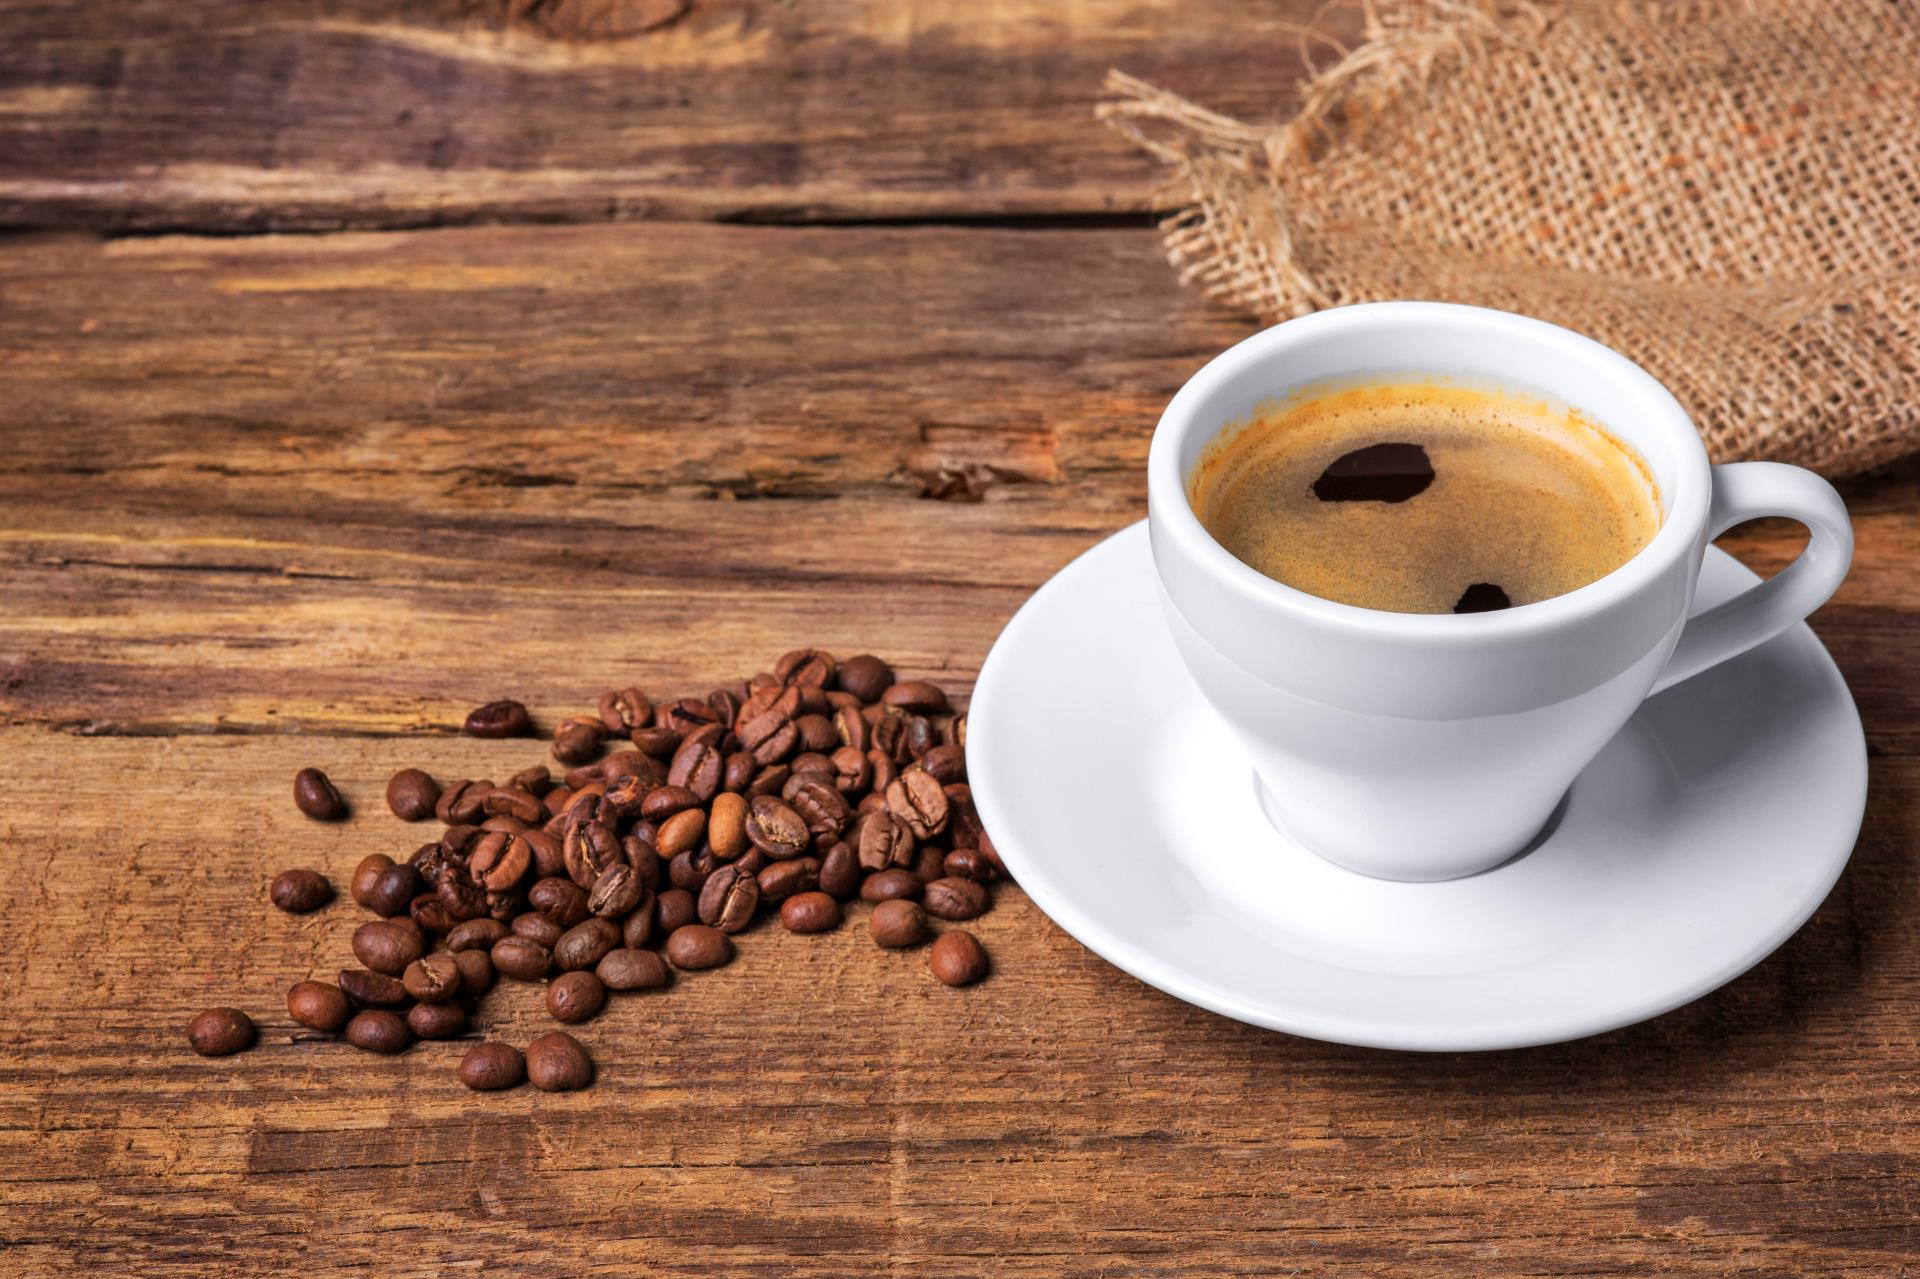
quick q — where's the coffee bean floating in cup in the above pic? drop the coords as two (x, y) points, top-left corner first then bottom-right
(189, 653), (1004, 1091)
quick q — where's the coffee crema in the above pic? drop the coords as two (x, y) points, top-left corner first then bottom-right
(1188, 381), (1661, 614)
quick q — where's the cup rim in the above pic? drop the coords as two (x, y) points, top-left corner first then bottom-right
(1148, 301), (1712, 640)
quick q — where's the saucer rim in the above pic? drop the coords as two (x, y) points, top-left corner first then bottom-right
(968, 521), (1867, 1052)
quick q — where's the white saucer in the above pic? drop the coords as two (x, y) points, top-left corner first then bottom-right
(969, 522), (1866, 1050)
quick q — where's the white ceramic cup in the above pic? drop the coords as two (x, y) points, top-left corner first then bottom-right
(1148, 301), (1854, 881)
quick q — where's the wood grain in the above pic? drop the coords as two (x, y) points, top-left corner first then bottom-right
(0, 0), (1350, 232)
(2, 212), (1917, 1276)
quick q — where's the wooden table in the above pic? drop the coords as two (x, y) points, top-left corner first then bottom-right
(5, 3), (1917, 1273)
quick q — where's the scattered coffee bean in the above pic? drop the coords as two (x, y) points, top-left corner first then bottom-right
(924, 877), (989, 921)
(745, 795), (809, 859)
(526, 1031), (594, 1092)
(697, 864), (759, 934)
(187, 1007), (255, 1056)
(270, 869), (333, 914)
(338, 967), (409, 1007)
(665, 924), (734, 970)
(465, 699), (532, 738)
(655, 807), (707, 859)
(351, 853), (395, 907)
(408, 1001), (468, 1040)
(453, 948), (497, 998)
(386, 768), (441, 821)
(366, 863), (423, 918)
(819, 841), (860, 899)
(511, 911), (564, 948)
(528, 877), (590, 928)
(402, 953), (462, 1002)
(554, 917), (621, 971)
(780, 891), (841, 934)
(620, 904), (655, 949)
(886, 769), (950, 839)
(553, 716), (605, 765)
(597, 947), (670, 991)
(546, 971), (607, 1024)
(353, 920), (423, 975)
(882, 680), (949, 714)
(870, 899), (927, 949)
(920, 743), (967, 786)
(599, 687), (654, 734)
(492, 935), (554, 982)
(942, 848), (995, 883)
(436, 778), (492, 825)
(837, 654), (895, 702)
(461, 1041), (526, 1091)
(447, 917), (509, 952)
(860, 868), (922, 902)
(287, 980), (352, 1032)
(758, 856), (819, 903)
(655, 888), (697, 935)
(293, 767), (347, 821)
(345, 1009), (411, 1054)
(929, 931), (989, 987)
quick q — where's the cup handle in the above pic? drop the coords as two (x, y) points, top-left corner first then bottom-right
(1650, 462), (1853, 695)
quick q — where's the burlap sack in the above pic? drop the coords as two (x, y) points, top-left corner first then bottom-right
(1102, 0), (1920, 476)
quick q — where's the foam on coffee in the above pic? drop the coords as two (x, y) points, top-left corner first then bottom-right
(1188, 381), (1660, 614)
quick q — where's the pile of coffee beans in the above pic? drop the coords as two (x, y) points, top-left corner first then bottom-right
(190, 652), (1003, 1092)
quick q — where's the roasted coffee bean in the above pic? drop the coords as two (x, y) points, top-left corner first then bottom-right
(562, 788), (613, 829)
(667, 736), (725, 801)
(601, 749), (662, 786)
(563, 764), (602, 791)
(779, 891), (841, 934)
(622, 835), (662, 891)
(345, 1009), (411, 1055)
(748, 764), (791, 797)
(479, 815), (528, 838)
(483, 785), (546, 824)
(923, 877), (989, 920)
(563, 819), (624, 890)
(465, 699), (531, 738)
(351, 853), (395, 908)
(866, 750), (898, 793)
(386, 768), (442, 821)
(870, 898), (928, 948)
(546, 971), (607, 1024)
(886, 770), (950, 840)
(663, 696), (722, 733)
(461, 1041), (526, 1091)
(721, 750), (756, 792)
(492, 935), (554, 981)
(640, 785), (700, 822)
(435, 826), (480, 860)
(435, 778), (492, 825)
(920, 743), (967, 786)
(655, 888), (697, 936)
(708, 687), (743, 726)
(526, 1031), (594, 1092)
(353, 920), (423, 975)
(411, 892), (459, 934)
(187, 1008), (255, 1057)
(554, 917), (621, 972)
(758, 856), (819, 903)
(402, 953), (462, 1002)
(855, 810), (915, 872)
(830, 746), (871, 795)
(409, 1001), (467, 1039)
(588, 863), (645, 918)
(389, 913), (427, 945)
(819, 842), (860, 899)
(911, 844), (947, 886)
(929, 931), (989, 986)
(338, 967), (409, 1007)
(882, 680), (949, 714)
(745, 795), (809, 859)
(292, 767), (347, 821)
(512, 911), (564, 946)
(665, 923), (734, 970)
(745, 717), (799, 766)
(654, 808), (707, 860)
(942, 848), (995, 883)
(738, 706), (792, 753)
(552, 716), (604, 766)
(737, 684), (801, 732)
(836, 654), (894, 702)
(453, 947), (497, 998)
(598, 947), (670, 991)
(945, 784), (985, 851)
(707, 791), (748, 860)
(870, 713), (908, 765)
(270, 868), (333, 914)
(667, 849), (708, 892)
(903, 715), (939, 760)
(946, 713), (967, 748)
(475, 833), (534, 893)
(287, 980), (351, 1032)
(784, 777), (850, 840)
(788, 755), (834, 786)
(602, 775), (652, 824)
(621, 903), (656, 949)
(631, 725), (683, 759)
(774, 648), (836, 688)
(860, 868), (922, 902)
(436, 865), (488, 922)
(833, 705), (871, 752)
(825, 689), (862, 711)
(792, 713), (838, 755)
(599, 687), (655, 735)
(510, 764), (554, 796)
(697, 864), (759, 933)
(486, 888), (525, 923)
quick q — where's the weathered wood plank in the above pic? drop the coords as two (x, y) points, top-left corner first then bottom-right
(0, 726), (1915, 1275)
(0, 0), (1349, 231)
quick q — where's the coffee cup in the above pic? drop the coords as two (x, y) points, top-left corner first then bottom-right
(1147, 302), (1853, 881)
